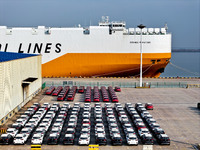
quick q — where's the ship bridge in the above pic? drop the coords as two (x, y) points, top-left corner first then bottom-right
(99, 16), (126, 33)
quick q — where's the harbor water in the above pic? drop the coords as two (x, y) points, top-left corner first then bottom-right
(160, 51), (200, 77)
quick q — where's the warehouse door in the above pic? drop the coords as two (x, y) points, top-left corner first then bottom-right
(22, 83), (29, 102)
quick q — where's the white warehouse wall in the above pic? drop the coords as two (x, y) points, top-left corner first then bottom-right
(0, 55), (42, 121)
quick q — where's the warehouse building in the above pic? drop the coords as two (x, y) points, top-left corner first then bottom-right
(0, 52), (42, 126)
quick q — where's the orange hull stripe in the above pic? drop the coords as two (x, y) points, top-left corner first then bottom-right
(42, 53), (171, 77)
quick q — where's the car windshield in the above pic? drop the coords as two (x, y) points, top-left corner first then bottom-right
(33, 136), (40, 139)
(7, 131), (13, 133)
(16, 136), (22, 139)
(80, 137), (87, 140)
(36, 130), (43, 133)
(21, 130), (28, 133)
(129, 137), (137, 140)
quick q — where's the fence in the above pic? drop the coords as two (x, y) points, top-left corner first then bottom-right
(43, 81), (188, 88)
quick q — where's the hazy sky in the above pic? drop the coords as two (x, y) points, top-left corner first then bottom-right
(0, 0), (199, 49)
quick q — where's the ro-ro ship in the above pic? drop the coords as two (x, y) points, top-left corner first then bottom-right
(0, 17), (171, 77)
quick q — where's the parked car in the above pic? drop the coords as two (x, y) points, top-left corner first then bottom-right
(153, 128), (165, 138)
(141, 134), (154, 145)
(114, 86), (121, 92)
(0, 134), (13, 144)
(47, 133), (59, 145)
(31, 133), (44, 144)
(6, 128), (18, 137)
(145, 103), (154, 110)
(111, 134), (122, 145)
(63, 134), (75, 145)
(13, 134), (27, 145)
(157, 134), (170, 145)
(96, 133), (107, 145)
(78, 134), (90, 145)
(126, 133), (138, 146)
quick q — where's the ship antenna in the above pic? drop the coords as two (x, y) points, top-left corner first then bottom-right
(165, 23), (168, 31)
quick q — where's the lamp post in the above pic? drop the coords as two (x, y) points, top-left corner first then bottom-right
(137, 24), (146, 87)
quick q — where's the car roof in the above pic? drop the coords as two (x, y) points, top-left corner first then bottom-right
(65, 134), (73, 137)
(21, 128), (30, 131)
(144, 134), (152, 137)
(140, 128), (149, 131)
(7, 128), (16, 131)
(16, 134), (23, 137)
(80, 134), (88, 137)
(1, 134), (9, 137)
(97, 133), (105, 137)
(113, 134), (121, 137)
(127, 133), (137, 138)
(33, 134), (41, 137)
(160, 134), (169, 137)
(49, 133), (57, 137)
(67, 128), (74, 131)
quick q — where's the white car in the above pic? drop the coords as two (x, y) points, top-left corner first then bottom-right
(20, 115), (29, 122)
(13, 134), (27, 145)
(38, 123), (49, 131)
(20, 128), (32, 139)
(6, 128), (18, 137)
(95, 128), (105, 136)
(80, 128), (90, 135)
(134, 118), (143, 125)
(50, 127), (61, 136)
(31, 133), (44, 144)
(109, 123), (118, 130)
(69, 115), (78, 120)
(52, 123), (63, 130)
(95, 123), (104, 131)
(35, 112), (45, 118)
(107, 115), (115, 120)
(44, 115), (54, 120)
(83, 112), (90, 117)
(141, 111), (150, 118)
(41, 119), (52, 126)
(28, 119), (39, 126)
(32, 115), (42, 122)
(35, 127), (46, 136)
(126, 133), (138, 145)
(24, 123), (35, 130)
(15, 118), (26, 126)
(119, 115), (128, 122)
(68, 119), (77, 126)
(46, 111), (56, 118)
(82, 124), (90, 130)
(124, 128), (135, 134)
(109, 128), (120, 137)
(78, 134), (90, 145)
(138, 128), (150, 137)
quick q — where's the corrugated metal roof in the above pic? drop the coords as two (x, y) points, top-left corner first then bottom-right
(0, 51), (38, 62)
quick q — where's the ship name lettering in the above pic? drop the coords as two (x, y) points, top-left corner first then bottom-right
(130, 41), (151, 44)
(15, 43), (62, 54)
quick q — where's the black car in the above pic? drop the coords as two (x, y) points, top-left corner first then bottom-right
(63, 134), (74, 145)
(111, 134), (122, 146)
(141, 134), (154, 145)
(153, 128), (165, 138)
(96, 134), (107, 145)
(157, 134), (170, 145)
(0, 134), (13, 144)
(47, 134), (59, 145)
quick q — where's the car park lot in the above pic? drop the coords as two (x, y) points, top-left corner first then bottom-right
(0, 87), (200, 150)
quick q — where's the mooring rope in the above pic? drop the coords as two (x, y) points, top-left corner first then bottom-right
(169, 62), (200, 76)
